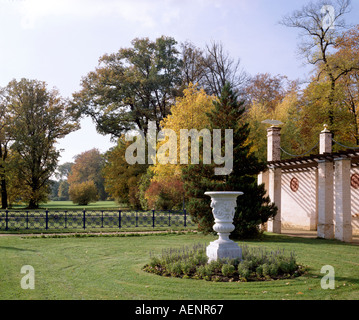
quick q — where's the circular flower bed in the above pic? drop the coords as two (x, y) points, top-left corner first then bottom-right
(143, 243), (307, 282)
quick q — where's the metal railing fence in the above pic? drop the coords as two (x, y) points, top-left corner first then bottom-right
(0, 209), (193, 231)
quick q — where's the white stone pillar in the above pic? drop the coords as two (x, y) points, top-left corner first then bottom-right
(317, 160), (334, 239)
(317, 126), (334, 239)
(334, 158), (352, 242)
(258, 170), (269, 231)
(267, 127), (281, 162)
(320, 125), (332, 154)
(267, 166), (281, 233)
(267, 126), (281, 234)
(257, 170), (269, 197)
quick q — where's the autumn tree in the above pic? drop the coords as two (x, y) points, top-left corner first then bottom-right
(69, 181), (98, 206)
(144, 176), (184, 210)
(103, 137), (147, 208)
(245, 73), (301, 161)
(4, 79), (78, 209)
(68, 148), (107, 201)
(138, 84), (216, 210)
(280, 0), (352, 126)
(0, 91), (10, 208)
(245, 73), (293, 112)
(296, 24), (359, 150)
(151, 83), (216, 179)
(1, 151), (24, 207)
(330, 25), (359, 143)
(180, 41), (206, 90)
(180, 41), (247, 96)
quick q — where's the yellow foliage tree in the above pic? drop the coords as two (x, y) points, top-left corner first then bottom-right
(152, 83), (217, 180)
(246, 89), (301, 162)
(141, 84), (217, 209)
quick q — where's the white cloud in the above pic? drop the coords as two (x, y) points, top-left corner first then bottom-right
(19, 0), (97, 28)
(18, 0), (181, 29)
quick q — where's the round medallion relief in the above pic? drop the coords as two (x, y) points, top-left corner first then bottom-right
(351, 174), (359, 189)
(290, 177), (299, 192)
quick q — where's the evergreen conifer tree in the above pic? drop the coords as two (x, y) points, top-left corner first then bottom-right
(182, 82), (277, 238)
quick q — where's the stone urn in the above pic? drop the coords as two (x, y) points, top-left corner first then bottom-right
(204, 191), (243, 262)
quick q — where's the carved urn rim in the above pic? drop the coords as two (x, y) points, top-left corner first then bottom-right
(205, 191), (243, 198)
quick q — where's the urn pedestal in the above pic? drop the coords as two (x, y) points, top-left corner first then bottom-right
(204, 191), (243, 262)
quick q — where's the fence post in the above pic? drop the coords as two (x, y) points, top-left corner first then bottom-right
(135, 211), (138, 227)
(83, 208), (86, 230)
(118, 210), (122, 229)
(5, 209), (8, 231)
(45, 209), (49, 230)
(152, 210), (155, 228)
(168, 210), (171, 227)
(184, 209), (187, 227)
(101, 210), (104, 228)
(26, 211), (29, 230)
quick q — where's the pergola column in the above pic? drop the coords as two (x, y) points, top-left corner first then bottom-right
(334, 157), (352, 242)
(317, 160), (334, 239)
(317, 126), (334, 239)
(267, 126), (281, 234)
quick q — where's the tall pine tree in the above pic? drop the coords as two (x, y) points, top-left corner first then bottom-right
(182, 82), (277, 239)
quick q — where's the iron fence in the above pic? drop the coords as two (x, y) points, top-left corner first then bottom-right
(0, 209), (194, 231)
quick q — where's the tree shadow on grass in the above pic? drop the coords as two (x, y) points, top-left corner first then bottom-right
(0, 246), (37, 252)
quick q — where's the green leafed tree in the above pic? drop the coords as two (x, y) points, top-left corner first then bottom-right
(72, 36), (182, 138)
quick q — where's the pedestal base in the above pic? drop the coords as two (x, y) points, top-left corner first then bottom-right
(206, 240), (242, 263)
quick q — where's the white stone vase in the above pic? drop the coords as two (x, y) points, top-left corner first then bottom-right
(204, 191), (243, 262)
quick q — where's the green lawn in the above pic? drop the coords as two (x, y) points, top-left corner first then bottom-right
(9, 200), (122, 211)
(0, 232), (358, 300)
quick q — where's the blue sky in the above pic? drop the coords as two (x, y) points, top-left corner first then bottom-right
(0, 0), (358, 164)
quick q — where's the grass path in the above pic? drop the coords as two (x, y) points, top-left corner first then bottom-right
(0, 232), (358, 300)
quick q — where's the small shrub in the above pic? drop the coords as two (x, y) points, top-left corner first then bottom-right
(221, 264), (235, 277)
(196, 265), (208, 279)
(262, 263), (271, 277)
(181, 261), (195, 275)
(270, 263), (279, 277)
(255, 265), (263, 277)
(207, 260), (223, 274)
(237, 263), (250, 280)
(143, 243), (306, 282)
(69, 181), (98, 205)
(279, 260), (291, 274)
(193, 252), (208, 265)
(169, 261), (182, 276)
(149, 257), (160, 268)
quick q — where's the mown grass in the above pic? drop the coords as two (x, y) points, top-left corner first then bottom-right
(8, 200), (122, 211)
(0, 232), (358, 300)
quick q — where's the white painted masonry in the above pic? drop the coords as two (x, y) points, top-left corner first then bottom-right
(266, 127), (281, 234)
(260, 126), (359, 241)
